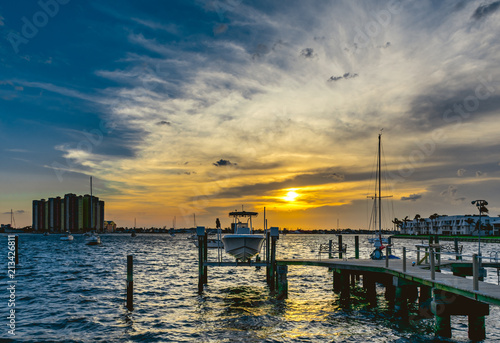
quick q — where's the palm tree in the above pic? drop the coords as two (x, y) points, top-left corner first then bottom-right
(429, 213), (439, 234)
(414, 214), (421, 234)
(402, 216), (410, 234)
(392, 218), (402, 232)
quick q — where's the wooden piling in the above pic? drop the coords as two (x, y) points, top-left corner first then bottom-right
(14, 235), (19, 266)
(266, 230), (271, 284)
(328, 240), (333, 259)
(430, 249), (435, 280)
(468, 314), (486, 341)
(269, 227), (279, 292)
(403, 247), (406, 273)
(126, 255), (134, 311)
(473, 254), (479, 291)
(354, 235), (359, 259)
(337, 235), (343, 259)
(454, 238), (461, 260)
(197, 226), (206, 294)
(203, 230), (208, 284)
(276, 265), (288, 300)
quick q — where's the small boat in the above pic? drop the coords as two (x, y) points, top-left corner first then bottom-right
(222, 211), (265, 261)
(131, 229), (137, 237)
(193, 238), (224, 249)
(43, 231), (50, 236)
(60, 231), (74, 241)
(85, 232), (101, 245)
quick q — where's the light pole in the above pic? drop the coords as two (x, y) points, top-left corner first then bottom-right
(471, 200), (488, 260)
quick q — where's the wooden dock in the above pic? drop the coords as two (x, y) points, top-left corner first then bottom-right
(196, 229), (500, 340)
(276, 258), (500, 340)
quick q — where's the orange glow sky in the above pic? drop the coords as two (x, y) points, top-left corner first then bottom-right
(2, 1), (500, 229)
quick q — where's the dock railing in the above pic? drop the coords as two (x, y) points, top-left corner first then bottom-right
(386, 246), (494, 291)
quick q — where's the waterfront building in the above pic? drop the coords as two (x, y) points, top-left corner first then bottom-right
(32, 194), (105, 232)
(400, 214), (500, 236)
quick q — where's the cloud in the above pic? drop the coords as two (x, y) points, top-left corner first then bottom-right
(156, 120), (171, 126)
(213, 159), (237, 167)
(401, 193), (422, 201)
(2, 210), (25, 215)
(300, 48), (316, 59)
(475, 170), (485, 177)
(328, 72), (358, 82)
(457, 168), (466, 176)
(440, 185), (466, 204)
(471, 1), (500, 20)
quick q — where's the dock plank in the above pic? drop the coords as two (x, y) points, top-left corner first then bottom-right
(278, 258), (500, 306)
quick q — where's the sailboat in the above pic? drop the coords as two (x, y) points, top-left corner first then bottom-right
(367, 133), (397, 260)
(222, 210), (265, 261)
(84, 176), (101, 245)
(2, 209), (20, 233)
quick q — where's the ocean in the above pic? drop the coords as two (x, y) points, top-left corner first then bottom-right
(1, 233), (499, 342)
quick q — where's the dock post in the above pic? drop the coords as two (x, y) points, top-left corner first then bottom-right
(385, 249), (389, 268)
(363, 273), (377, 306)
(339, 270), (350, 300)
(354, 236), (359, 259)
(473, 254), (479, 291)
(328, 240), (333, 259)
(338, 235), (343, 259)
(269, 227), (279, 292)
(468, 313), (486, 341)
(416, 246), (420, 265)
(266, 230), (271, 284)
(14, 235), (19, 266)
(394, 285), (408, 318)
(126, 255), (134, 311)
(403, 247), (406, 272)
(276, 264), (288, 300)
(430, 248), (435, 280)
(387, 236), (392, 256)
(454, 238), (461, 260)
(197, 226), (206, 294)
(432, 290), (452, 338)
(418, 285), (433, 318)
(203, 229), (208, 284)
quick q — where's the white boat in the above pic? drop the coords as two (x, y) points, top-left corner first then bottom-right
(85, 232), (101, 245)
(222, 211), (265, 261)
(60, 232), (74, 241)
(194, 238), (224, 249)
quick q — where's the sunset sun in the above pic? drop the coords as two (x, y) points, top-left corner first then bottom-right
(284, 190), (299, 202)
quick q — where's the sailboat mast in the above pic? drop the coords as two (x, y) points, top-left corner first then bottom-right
(90, 176), (93, 231)
(378, 134), (382, 233)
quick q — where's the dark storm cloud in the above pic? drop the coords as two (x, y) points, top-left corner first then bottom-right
(213, 159), (237, 167)
(401, 193), (422, 201)
(405, 86), (500, 132)
(191, 168), (359, 201)
(328, 73), (358, 82)
(300, 48), (316, 59)
(472, 1), (500, 20)
(156, 120), (171, 126)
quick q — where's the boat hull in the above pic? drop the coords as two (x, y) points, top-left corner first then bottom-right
(222, 234), (265, 261)
(85, 236), (101, 245)
(60, 235), (74, 241)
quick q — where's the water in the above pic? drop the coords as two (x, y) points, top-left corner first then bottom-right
(1, 234), (499, 342)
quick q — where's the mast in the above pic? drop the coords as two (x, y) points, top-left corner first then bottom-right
(90, 176), (93, 231)
(378, 133), (382, 233)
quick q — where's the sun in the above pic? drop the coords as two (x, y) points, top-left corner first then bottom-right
(284, 190), (299, 202)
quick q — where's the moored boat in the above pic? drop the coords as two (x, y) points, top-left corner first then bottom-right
(222, 211), (265, 261)
(85, 232), (101, 245)
(60, 231), (74, 241)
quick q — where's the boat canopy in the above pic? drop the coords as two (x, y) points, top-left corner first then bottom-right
(229, 211), (258, 217)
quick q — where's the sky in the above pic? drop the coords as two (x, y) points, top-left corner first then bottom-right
(1, 0), (500, 230)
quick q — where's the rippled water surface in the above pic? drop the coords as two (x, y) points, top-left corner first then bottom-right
(1, 233), (500, 342)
